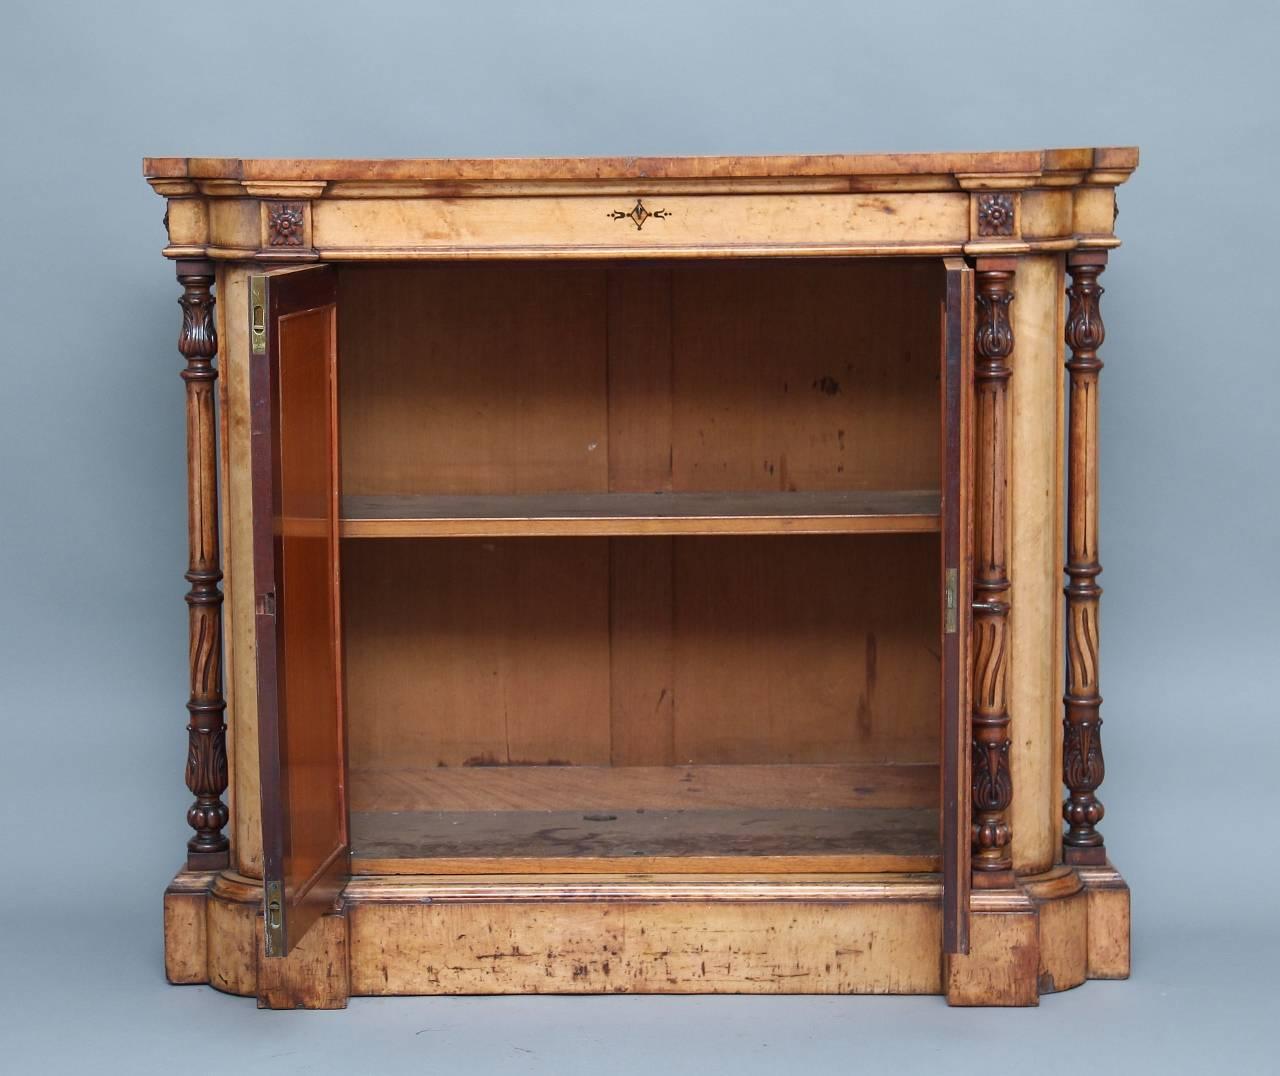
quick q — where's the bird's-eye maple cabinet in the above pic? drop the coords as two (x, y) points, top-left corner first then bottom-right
(148, 147), (1136, 1007)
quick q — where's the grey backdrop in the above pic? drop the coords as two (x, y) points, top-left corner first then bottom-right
(1, 1), (1277, 1073)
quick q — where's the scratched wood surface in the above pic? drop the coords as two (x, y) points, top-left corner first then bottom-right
(168, 860), (1132, 1004)
(348, 897), (944, 995)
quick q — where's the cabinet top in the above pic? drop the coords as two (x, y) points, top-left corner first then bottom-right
(144, 146), (1137, 187)
(144, 148), (1137, 261)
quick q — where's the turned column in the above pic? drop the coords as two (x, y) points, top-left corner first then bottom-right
(971, 259), (1016, 888)
(177, 259), (229, 870)
(1063, 251), (1108, 865)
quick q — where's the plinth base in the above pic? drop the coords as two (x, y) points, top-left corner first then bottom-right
(164, 862), (1129, 1008)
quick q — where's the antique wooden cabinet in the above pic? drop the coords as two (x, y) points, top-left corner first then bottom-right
(147, 147), (1136, 1007)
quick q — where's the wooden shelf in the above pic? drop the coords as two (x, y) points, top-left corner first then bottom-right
(341, 490), (941, 538)
(348, 763), (940, 875)
(350, 763), (939, 813)
(351, 806), (938, 875)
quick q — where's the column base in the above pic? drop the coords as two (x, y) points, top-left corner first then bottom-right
(945, 861), (1130, 1005)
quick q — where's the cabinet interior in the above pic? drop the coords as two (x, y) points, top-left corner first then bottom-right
(335, 258), (948, 874)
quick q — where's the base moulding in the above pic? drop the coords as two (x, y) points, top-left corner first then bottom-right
(163, 862), (1129, 1008)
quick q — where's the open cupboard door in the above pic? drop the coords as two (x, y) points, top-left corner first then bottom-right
(941, 258), (974, 954)
(249, 266), (348, 958)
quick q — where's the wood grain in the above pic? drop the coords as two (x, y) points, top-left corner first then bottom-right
(144, 147), (1138, 184)
(338, 264), (609, 497)
(1063, 252), (1109, 865)
(217, 267), (264, 879)
(348, 890), (943, 995)
(609, 538), (675, 766)
(351, 805), (939, 875)
(607, 264), (673, 491)
(344, 534), (942, 773)
(311, 193), (967, 257)
(177, 259), (229, 870)
(667, 260), (942, 494)
(670, 535), (940, 765)
(146, 151), (1138, 262)
(940, 258), (973, 954)
(970, 260), (1016, 886)
(278, 306), (346, 896)
(348, 762), (939, 812)
(256, 911), (350, 1010)
(251, 268), (349, 957)
(338, 260), (944, 500)
(163, 870), (215, 984)
(1022, 866), (1088, 995)
(1008, 254), (1067, 874)
(151, 146), (1139, 1004)
(945, 890), (1040, 1006)
(174, 860), (1130, 1003)
(206, 872), (259, 998)
(342, 537), (613, 770)
(1078, 863), (1130, 979)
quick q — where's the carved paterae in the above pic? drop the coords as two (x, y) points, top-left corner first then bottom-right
(608, 198), (670, 230)
(177, 260), (230, 869)
(267, 202), (306, 246)
(1063, 253), (1108, 864)
(976, 192), (1015, 237)
(970, 263), (1015, 885)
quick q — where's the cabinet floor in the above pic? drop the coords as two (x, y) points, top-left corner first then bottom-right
(348, 763), (940, 874)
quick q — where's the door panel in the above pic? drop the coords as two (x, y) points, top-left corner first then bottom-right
(250, 266), (347, 958)
(941, 258), (973, 954)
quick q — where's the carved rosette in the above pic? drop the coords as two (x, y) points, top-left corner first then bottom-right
(1063, 253), (1108, 864)
(976, 192), (1015, 237)
(267, 201), (306, 246)
(971, 263), (1015, 884)
(177, 260), (229, 869)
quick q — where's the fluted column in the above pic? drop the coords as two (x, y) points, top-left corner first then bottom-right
(177, 259), (229, 869)
(1063, 251), (1108, 865)
(971, 259), (1016, 888)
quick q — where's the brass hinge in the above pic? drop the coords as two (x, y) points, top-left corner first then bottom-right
(249, 276), (267, 354)
(264, 879), (285, 957)
(944, 568), (959, 634)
